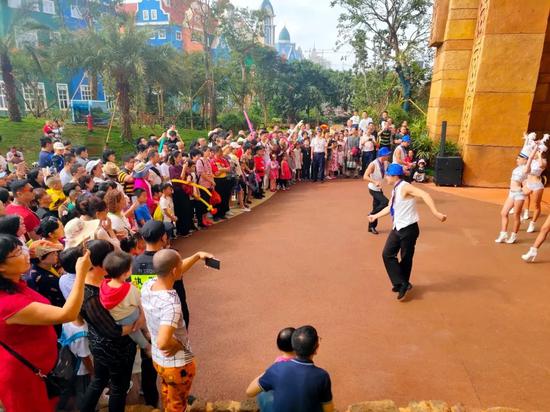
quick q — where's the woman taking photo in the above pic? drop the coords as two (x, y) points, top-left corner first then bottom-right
(0, 234), (91, 412)
(79, 240), (137, 412)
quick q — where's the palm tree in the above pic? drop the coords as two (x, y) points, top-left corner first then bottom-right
(0, 19), (24, 121)
(54, 13), (158, 141)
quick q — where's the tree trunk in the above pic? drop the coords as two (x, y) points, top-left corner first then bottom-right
(117, 79), (132, 141)
(0, 51), (22, 122)
(90, 72), (99, 100)
(395, 64), (411, 113)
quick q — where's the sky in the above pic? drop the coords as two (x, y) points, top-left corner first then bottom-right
(229, 0), (354, 70)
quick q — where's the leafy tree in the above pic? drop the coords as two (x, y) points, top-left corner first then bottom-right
(332, 0), (432, 112)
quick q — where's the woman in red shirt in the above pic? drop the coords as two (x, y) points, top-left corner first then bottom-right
(0, 234), (91, 412)
(212, 146), (232, 221)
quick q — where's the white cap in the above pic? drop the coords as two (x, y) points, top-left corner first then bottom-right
(53, 142), (65, 151)
(85, 159), (102, 174)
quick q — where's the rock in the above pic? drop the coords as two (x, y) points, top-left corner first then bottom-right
(239, 398), (259, 412)
(407, 400), (451, 412)
(347, 400), (400, 412)
(189, 398), (208, 412)
(212, 400), (240, 412)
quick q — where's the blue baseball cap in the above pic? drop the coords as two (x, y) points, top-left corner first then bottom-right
(402, 135), (411, 143)
(386, 163), (404, 176)
(378, 147), (391, 157)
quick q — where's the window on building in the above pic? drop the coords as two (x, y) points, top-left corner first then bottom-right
(80, 84), (92, 101)
(15, 30), (38, 48)
(42, 0), (55, 14)
(0, 82), (7, 111)
(56, 83), (69, 110)
(23, 82), (47, 112)
(142, 10), (149, 20)
(8, 0), (22, 8)
(70, 4), (82, 18)
(26, 0), (40, 11)
(164, 0), (170, 6)
(150, 31), (156, 39)
(176, 31), (182, 41)
(150, 9), (157, 20)
(158, 29), (166, 39)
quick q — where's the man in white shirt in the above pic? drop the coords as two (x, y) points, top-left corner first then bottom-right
(368, 164), (447, 300)
(358, 112), (373, 133)
(359, 124), (377, 175)
(141, 248), (213, 411)
(310, 132), (327, 182)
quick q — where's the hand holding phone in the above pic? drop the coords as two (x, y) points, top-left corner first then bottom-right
(204, 257), (221, 270)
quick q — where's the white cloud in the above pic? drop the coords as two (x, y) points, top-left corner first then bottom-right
(230, 0), (354, 70)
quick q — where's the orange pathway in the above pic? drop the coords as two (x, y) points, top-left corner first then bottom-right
(174, 180), (550, 411)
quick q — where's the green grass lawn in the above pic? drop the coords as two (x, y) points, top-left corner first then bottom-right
(0, 117), (207, 162)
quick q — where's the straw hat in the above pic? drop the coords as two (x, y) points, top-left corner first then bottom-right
(64, 218), (101, 249)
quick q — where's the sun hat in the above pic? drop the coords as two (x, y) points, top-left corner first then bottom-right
(85, 159), (102, 174)
(103, 161), (120, 177)
(386, 163), (404, 176)
(237, 137), (245, 144)
(402, 135), (411, 143)
(64, 218), (101, 249)
(378, 147), (391, 157)
(29, 239), (63, 259)
(53, 142), (65, 151)
(133, 162), (151, 178)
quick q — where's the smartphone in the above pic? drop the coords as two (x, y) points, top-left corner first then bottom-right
(205, 257), (221, 270)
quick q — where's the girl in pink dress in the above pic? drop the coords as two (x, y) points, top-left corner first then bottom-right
(279, 153), (292, 190)
(269, 154), (279, 192)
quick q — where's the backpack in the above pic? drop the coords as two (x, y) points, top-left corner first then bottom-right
(51, 330), (88, 381)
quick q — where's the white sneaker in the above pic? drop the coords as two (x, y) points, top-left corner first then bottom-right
(505, 233), (518, 244)
(521, 247), (538, 263)
(226, 210), (234, 217)
(240, 207), (251, 212)
(527, 221), (536, 233)
(495, 232), (508, 243)
(522, 210), (529, 221)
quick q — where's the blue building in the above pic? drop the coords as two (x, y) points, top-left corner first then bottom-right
(259, 1), (302, 62)
(125, 0), (183, 50)
(0, 0), (115, 117)
(276, 26), (303, 62)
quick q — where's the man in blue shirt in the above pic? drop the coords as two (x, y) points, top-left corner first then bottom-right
(38, 137), (54, 168)
(246, 325), (334, 412)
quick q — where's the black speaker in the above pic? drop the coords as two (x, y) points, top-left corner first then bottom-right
(435, 156), (463, 186)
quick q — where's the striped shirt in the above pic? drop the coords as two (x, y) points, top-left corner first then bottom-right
(141, 279), (194, 368)
(118, 169), (134, 196)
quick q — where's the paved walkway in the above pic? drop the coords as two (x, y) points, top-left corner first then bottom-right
(174, 180), (550, 411)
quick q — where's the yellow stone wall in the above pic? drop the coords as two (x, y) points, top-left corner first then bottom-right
(427, 0), (480, 143)
(529, 17), (550, 134)
(428, 0), (550, 186)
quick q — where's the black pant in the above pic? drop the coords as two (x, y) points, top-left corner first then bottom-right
(361, 151), (376, 175)
(369, 189), (388, 229)
(173, 186), (194, 235)
(140, 349), (159, 407)
(312, 153), (325, 181)
(302, 161), (311, 180)
(214, 177), (231, 218)
(382, 222), (420, 287)
(81, 347), (136, 412)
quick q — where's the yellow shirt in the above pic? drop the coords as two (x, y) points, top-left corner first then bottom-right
(46, 188), (66, 211)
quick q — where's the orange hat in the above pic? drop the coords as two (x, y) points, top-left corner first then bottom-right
(29, 240), (63, 259)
